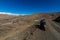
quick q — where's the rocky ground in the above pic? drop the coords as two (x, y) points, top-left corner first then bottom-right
(0, 12), (60, 40)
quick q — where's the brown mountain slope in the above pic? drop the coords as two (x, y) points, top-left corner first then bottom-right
(0, 12), (60, 40)
(0, 14), (15, 19)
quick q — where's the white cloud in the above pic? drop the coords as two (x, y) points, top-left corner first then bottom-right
(0, 12), (28, 16)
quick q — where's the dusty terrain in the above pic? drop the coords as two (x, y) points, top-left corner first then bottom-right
(0, 12), (60, 40)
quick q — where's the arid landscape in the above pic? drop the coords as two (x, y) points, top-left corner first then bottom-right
(0, 12), (60, 40)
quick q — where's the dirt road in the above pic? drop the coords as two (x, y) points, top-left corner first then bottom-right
(0, 20), (60, 40)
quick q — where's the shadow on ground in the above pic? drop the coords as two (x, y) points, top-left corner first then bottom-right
(35, 25), (45, 31)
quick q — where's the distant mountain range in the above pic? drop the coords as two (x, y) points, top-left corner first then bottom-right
(0, 12), (60, 23)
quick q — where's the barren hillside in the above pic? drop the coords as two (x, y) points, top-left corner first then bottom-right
(0, 12), (60, 40)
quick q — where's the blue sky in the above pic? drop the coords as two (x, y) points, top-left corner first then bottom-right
(0, 0), (60, 15)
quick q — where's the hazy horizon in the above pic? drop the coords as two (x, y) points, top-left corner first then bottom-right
(0, 0), (60, 15)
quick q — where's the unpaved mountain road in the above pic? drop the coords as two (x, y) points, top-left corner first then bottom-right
(25, 20), (60, 40)
(45, 20), (60, 40)
(28, 28), (56, 40)
(0, 20), (60, 40)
